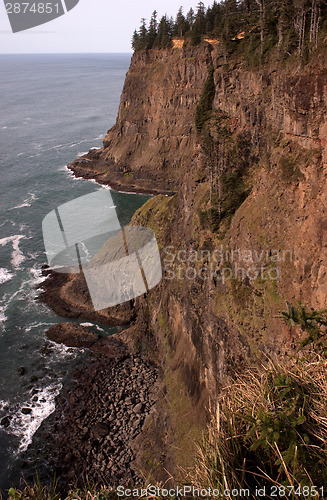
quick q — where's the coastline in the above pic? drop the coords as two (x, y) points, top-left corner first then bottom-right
(36, 150), (167, 488)
(29, 343), (160, 490)
(39, 266), (135, 327)
(67, 148), (175, 197)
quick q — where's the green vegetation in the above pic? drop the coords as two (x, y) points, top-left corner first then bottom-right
(198, 121), (254, 234)
(2, 485), (117, 500)
(188, 303), (327, 497)
(280, 301), (327, 351)
(132, 0), (327, 66)
(189, 352), (327, 498)
(195, 66), (215, 133)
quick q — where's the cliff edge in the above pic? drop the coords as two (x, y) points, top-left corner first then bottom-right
(65, 41), (327, 484)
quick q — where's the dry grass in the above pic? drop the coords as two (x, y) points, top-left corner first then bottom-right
(188, 352), (327, 499)
(0, 484), (116, 500)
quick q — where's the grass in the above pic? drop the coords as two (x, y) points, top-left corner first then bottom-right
(188, 352), (327, 499)
(2, 484), (116, 500)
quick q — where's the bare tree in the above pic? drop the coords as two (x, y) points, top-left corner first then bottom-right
(294, 0), (309, 55)
(255, 0), (265, 56)
(310, 0), (321, 47)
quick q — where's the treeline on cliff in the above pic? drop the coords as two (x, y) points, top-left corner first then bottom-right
(132, 0), (327, 63)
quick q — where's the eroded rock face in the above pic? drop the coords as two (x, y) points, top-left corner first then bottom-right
(47, 44), (327, 484)
(47, 323), (98, 348)
(68, 46), (212, 193)
(46, 322), (128, 358)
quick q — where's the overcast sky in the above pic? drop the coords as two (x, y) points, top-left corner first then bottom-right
(0, 0), (213, 54)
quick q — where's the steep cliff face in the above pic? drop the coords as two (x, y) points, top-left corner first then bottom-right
(69, 44), (327, 483)
(70, 46), (212, 193)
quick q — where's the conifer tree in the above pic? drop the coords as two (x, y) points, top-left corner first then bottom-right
(174, 7), (187, 37)
(137, 18), (148, 50)
(147, 11), (158, 49)
(186, 7), (195, 29)
(155, 15), (172, 48)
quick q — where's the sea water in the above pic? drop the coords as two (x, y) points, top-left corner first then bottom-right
(0, 53), (148, 489)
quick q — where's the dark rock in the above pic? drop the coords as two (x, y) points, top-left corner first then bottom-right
(21, 408), (32, 415)
(47, 323), (98, 348)
(17, 366), (25, 376)
(92, 422), (109, 439)
(133, 403), (143, 414)
(1, 416), (11, 428)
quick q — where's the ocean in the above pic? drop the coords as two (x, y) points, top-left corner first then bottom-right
(0, 53), (148, 490)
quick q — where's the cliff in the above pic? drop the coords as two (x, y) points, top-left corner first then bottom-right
(67, 43), (327, 483)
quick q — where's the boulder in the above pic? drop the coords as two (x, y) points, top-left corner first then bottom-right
(47, 323), (98, 348)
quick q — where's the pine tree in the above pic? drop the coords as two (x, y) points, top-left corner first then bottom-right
(155, 15), (172, 49)
(186, 7), (195, 29)
(137, 18), (148, 50)
(132, 30), (140, 51)
(191, 2), (207, 45)
(147, 11), (158, 49)
(174, 7), (187, 37)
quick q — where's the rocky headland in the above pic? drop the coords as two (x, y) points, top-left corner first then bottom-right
(39, 36), (327, 488)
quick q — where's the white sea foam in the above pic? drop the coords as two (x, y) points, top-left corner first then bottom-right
(0, 268), (14, 284)
(29, 265), (46, 286)
(9, 384), (62, 453)
(45, 340), (82, 361)
(0, 306), (7, 323)
(12, 193), (36, 210)
(0, 400), (9, 412)
(80, 322), (104, 333)
(0, 235), (25, 268)
(3, 280), (27, 308)
(25, 322), (53, 333)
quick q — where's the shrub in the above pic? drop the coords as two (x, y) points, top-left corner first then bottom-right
(195, 66), (215, 133)
(189, 353), (327, 498)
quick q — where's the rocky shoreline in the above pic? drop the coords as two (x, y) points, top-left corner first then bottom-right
(36, 269), (162, 490)
(44, 350), (159, 490)
(67, 148), (175, 196)
(39, 266), (135, 327)
(34, 134), (180, 489)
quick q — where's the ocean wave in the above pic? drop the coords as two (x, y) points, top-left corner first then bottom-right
(9, 384), (62, 453)
(0, 400), (9, 412)
(0, 268), (14, 285)
(45, 340), (81, 361)
(28, 265), (46, 287)
(24, 321), (54, 333)
(0, 306), (7, 323)
(2, 281), (27, 308)
(11, 193), (37, 210)
(0, 235), (25, 269)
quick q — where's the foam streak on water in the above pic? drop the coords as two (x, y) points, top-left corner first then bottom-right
(0, 235), (25, 269)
